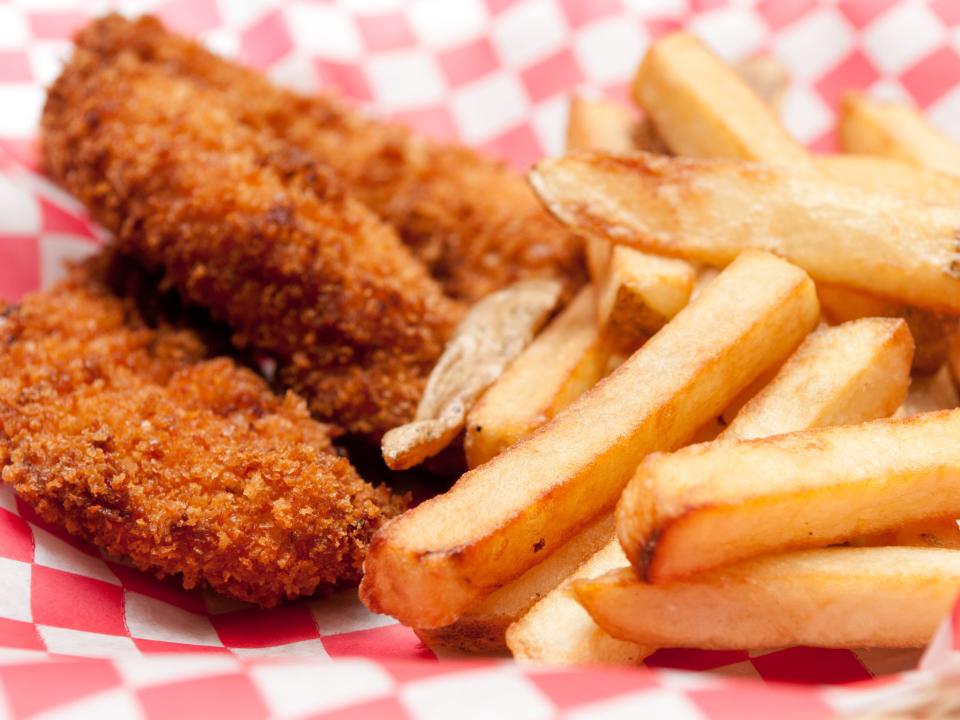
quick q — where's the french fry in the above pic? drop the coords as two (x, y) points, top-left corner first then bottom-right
(574, 547), (960, 649)
(506, 540), (650, 664)
(816, 154), (960, 206)
(839, 93), (960, 178)
(506, 316), (912, 665)
(416, 513), (615, 654)
(855, 517), (960, 550)
(567, 96), (639, 155)
(360, 251), (818, 627)
(723, 318), (913, 441)
(531, 151), (960, 314)
(596, 246), (696, 352)
(633, 32), (813, 168)
(618, 409), (960, 583)
(464, 288), (612, 468)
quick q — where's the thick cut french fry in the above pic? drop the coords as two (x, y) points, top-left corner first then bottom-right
(723, 318), (913, 441)
(416, 514), (615, 654)
(464, 288), (611, 468)
(506, 540), (649, 664)
(817, 154), (960, 206)
(567, 96), (639, 155)
(596, 246), (696, 352)
(575, 547), (960, 649)
(839, 93), (960, 177)
(531, 152), (960, 314)
(855, 517), (960, 550)
(360, 251), (818, 627)
(506, 315), (911, 665)
(618, 409), (960, 583)
(633, 33), (813, 168)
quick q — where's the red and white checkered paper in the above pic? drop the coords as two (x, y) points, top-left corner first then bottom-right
(2, 0), (960, 717)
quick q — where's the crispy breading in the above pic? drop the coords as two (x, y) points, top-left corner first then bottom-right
(41, 44), (461, 439)
(0, 260), (405, 607)
(69, 14), (585, 303)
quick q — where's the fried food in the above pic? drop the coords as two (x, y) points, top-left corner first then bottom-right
(71, 14), (585, 304)
(360, 251), (817, 628)
(532, 151), (960, 313)
(617, 410), (960, 583)
(42, 44), (461, 439)
(0, 260), (405, 607)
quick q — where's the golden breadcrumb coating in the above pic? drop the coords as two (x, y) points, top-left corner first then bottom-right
(0, 260), (405, 607)
(41, 44), (460, 439)
(69, 14), (585, 303)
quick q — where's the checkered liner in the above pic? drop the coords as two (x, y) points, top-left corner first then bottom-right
(2, 0), (960, 717)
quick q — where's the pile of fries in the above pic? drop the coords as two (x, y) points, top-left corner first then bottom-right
(361, 32), (960, 665)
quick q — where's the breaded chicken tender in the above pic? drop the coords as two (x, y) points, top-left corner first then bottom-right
(69, 15), (585, 303)
(0, 260), (405, 607)
(42, 43), (461, 439)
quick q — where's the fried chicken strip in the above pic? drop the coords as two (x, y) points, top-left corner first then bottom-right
(42, 43), (460, 439)
(69, 14), (585, 303)
(0, 259), (405, 607)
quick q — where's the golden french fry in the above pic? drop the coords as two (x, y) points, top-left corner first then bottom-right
(633, 32), (813, 168)
(839, 93), (960, 177)
(506, 315), (911, 665)
(855, 517), (960, 550)
(596, 246), (696, 352)
(506, 540), (650, 664)
(817, 154), (960, 206)
(360, 251), (818, 627)
(416, 514), (615, 654)
(618, 409), (960, 583)
(531, 151), (960, 314)
(575, 547), (960, 649)
(723, 318), (913, 441)
(464, 288), (612, 468)
(567, 96), (639, 155)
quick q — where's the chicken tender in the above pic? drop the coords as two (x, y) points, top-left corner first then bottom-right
(0, 259), (405, 607)
(69, 14), (585, 303)
(42, 43), (460, 439)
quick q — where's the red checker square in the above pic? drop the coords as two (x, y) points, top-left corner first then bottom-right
(521, 49), (584, 104)
(0, 139), (39, 171)
(529, 668), (658, 710)
(932, 0), (960, 26)
(27, 11), (88, 40)
(900, 47), (960, 107)
(478, 125), (543, 172)
(356, 12), (416, 51)
(0, 617), (44, 651)
(691, 0), (726, 11)
(307, 696), (410, 720)
(809, 128), (838, 153)
(757, 0), (816, 30)
(645, 647), (750, 671)
(240, 10), (293, 71)
(40, 197), (97, 239)
(0, 658), (121, 719)
(815, 50), (880, 109)
(323, 624), (435, 662)
(31, 566), (126, 636)
(645, 18), (683, 40)
(0, 508), (34, 562)
(558, 0), (621, 29)
(0, 52), (32, 83)
(391, 106), (457, 142)
(837, 0), (899, 28)
(135, 638), (230, 654)
(156, 0), (221, 35)
(438, 38), (499, 87)
(485, 0), (522, 14)
(106, 561), (206, 615)
(212, 604), (318, 648)
(0, 235), (40, 302)
(138, 673), (269, 720)
(689, 684), (833, 720)
(315, 59), (374, 103)
(751, 647), (872, 684)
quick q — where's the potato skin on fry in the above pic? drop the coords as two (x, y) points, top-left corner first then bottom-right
(0, 261), (404, 607)
(41, 42), (460, 439)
